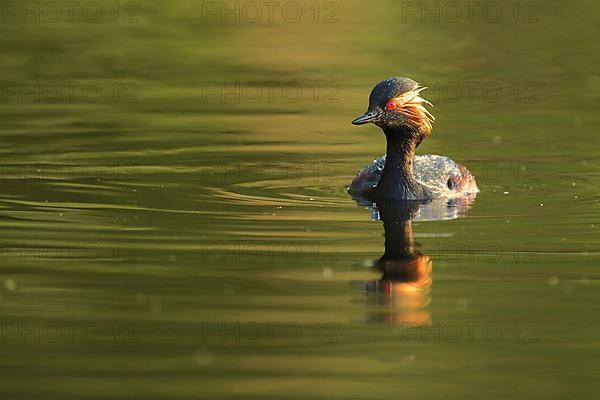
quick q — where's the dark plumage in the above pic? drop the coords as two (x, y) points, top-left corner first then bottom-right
(349, 77), (478, 201)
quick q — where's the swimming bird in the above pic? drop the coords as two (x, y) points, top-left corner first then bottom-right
(349, 77), (478, 201)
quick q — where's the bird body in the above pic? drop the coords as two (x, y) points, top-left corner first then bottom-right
(350, 77), (478, 201)
(349, 154), (478, 199)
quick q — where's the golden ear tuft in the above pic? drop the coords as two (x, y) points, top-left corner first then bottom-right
(391, 85), (435, 134)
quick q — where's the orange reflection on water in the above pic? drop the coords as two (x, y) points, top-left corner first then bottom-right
(370, 254), (432, 325)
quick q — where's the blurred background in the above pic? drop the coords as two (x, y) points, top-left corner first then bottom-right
(0, 0), (599, 398)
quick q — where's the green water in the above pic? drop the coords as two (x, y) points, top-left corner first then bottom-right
(0, 0), (599, 398)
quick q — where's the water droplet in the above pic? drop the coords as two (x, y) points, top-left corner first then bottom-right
(5, 279), (17, 291)
(134, 293), (147, 304)
(194, 348), (215, 366)
(322, 267), (333, 278)
(223, 284), (235, 295)
(548, 276), (559, 286)
(456, 298), (469, 311)
(149, 300), (163, 313)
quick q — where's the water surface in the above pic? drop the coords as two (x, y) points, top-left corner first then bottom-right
(0, 0), (599, 398)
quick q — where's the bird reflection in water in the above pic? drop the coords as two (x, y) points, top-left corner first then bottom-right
(354, 197), (475, 325)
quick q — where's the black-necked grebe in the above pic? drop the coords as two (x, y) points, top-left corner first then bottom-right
(349, 77), (478, 201)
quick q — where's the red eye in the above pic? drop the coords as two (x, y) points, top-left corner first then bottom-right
(386, 101), (396, 110)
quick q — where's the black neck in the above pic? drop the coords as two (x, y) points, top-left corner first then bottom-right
(374, 127), (429, 200)
(374, 200), (423, 281)
(382, 213), (415, 258)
